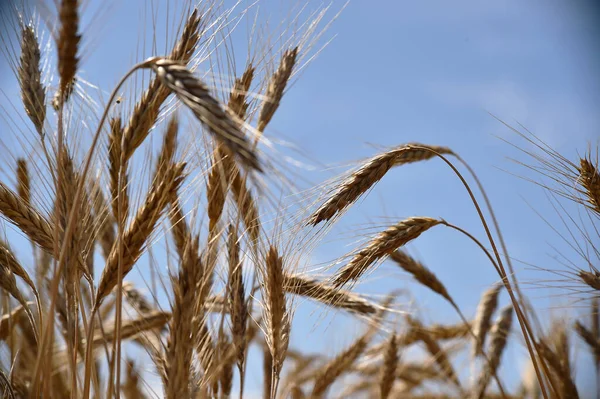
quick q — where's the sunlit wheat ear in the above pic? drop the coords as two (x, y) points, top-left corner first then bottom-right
(389, 249), (452, 304)
(0, 260), (37, 339)
(145, 57), (262, 172)
(574, 320), (600, 362)
(308, 144), (454, 225)
(333, 217), (442, 288)
(229, 65), (255, 120)
(380, 333), (399, 399)
(407, 316), (461, 390)
(257, 48), (298, 134)
(283, 274), (378, 316)
(95, 163), (186, 306)
(0, 182), (55, 253)
(578, 270), (600, 290)
(578, 157), (600, 215)
(18, 25), (46, 135)
(262, 246), (290, 388)
(108, 117), (129, 222)
(122, 8), (200, 160)
(92, 311), (171, 344)
(0, 239), (36, 295)
(227, 225), (248, 372)
(16, 159), (31, 206)
(56, 0), (80, 105)
(311, 317), (380, 397)
(472, 282), (502, 358)
(473, 305), (512, 399)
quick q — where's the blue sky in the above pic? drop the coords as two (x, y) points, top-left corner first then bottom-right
(1, 0), (599, 397)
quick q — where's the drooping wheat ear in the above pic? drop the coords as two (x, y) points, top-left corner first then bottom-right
(283, 274), (378, 316)
(473, 305), (512, 399)
(578, 270), (600, 290)
(574, 320), (600, 364)
(308, 144), (454, 225)
(263, 245), (291, 390)
(56, 0), (80, 103)
(108, 117), (129, 222)
(18, 26), (46, 135)
(333, 217), (442, 288)
(380, 333), (399, 399)
(95, 163), (186, 305)
(257, 48), (298, 134)
(122, 8), (200, 160)
(0, 305), (25, 341)
(472, 282), (503, 358)
(578, 157), (600, 215)
(389, 249), (452, 304)
(227, 225), (248, 372)
(16, 159), (31, 205)
(121, 359), (145, 399)
(407, 316), (461, 390)
(166, 225), (201, 398)
(0, 182), (54, 253)
(537, 340), (579, 399)
(311, 320), (379, 397)
(147, 58), (262, 172)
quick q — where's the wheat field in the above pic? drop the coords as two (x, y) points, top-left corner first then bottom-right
(0, 0), (598, 398)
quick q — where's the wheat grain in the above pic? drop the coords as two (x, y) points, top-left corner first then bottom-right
(471, 282), (502, 358)
(18, 26), (46, 135)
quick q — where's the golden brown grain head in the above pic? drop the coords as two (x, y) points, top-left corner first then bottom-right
(229, 64), (255, 120)
(56, 0), (80, 103)
(227, 225), (248, 370)
(380, 333), (399, 399)
(18, 25), (46, 135)
(148, 58), (262, 172)
(578, 270), (600, 290)
(472, 282), (503, 358)
(16, 159), (31, 206)
(257, 48), (298, 133)
(333, 217), (442, 288)
(473, 305), (512, 399)
(574, 320), (600, 363)
(578, 157), (600, 215)
(308, 144), (454, 225)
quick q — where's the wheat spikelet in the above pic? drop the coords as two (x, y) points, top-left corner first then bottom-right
(0, 182), (54, 253)
(0, 260), (37, 339)
(574, 320), (600, 363)
(308, 144), (454, 225)
(96, 163), (186, 304)
(56, 0), (80, 102)
(18, 26), (46, 135)
(257, 48), (298, 133)
(578, 157), (600, 215)
(471, 282), (502, 358)
(231, 171), (260, 241)
(537, 341), (579, 399)
(578, 270), (600, 290)
(218, 337), (235, 397)
(311, 321), (379, 397)
(262, 246), (290, 384)
(229, 65), (255, 120)
(389, 249), (452, 304)
(380, 333), (399, 399)
(407, 316), (461, 390)
(122, 8), (200, 160)
(473, 305), (512, 399)
(16, 159), (31, 206)
(283, 274), (378, 316)
(108, 117), (129, 222)
(147, 58), (262, 172)
(227, 225), (248, 371)
(154, 117), (179, 188)
(333, 217), (441, 288)
(92, 311), (171, 344)
(0, 239), (36, 296)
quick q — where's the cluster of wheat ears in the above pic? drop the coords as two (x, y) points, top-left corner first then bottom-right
(0, 1), (598, 398)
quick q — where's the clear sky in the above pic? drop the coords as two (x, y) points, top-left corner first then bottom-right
(0, 0), (599, 397)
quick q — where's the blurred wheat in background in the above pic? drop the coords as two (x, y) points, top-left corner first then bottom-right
(0, 0), (598, 398)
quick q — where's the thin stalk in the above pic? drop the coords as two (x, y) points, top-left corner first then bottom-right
(413, 146), (555, 399)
